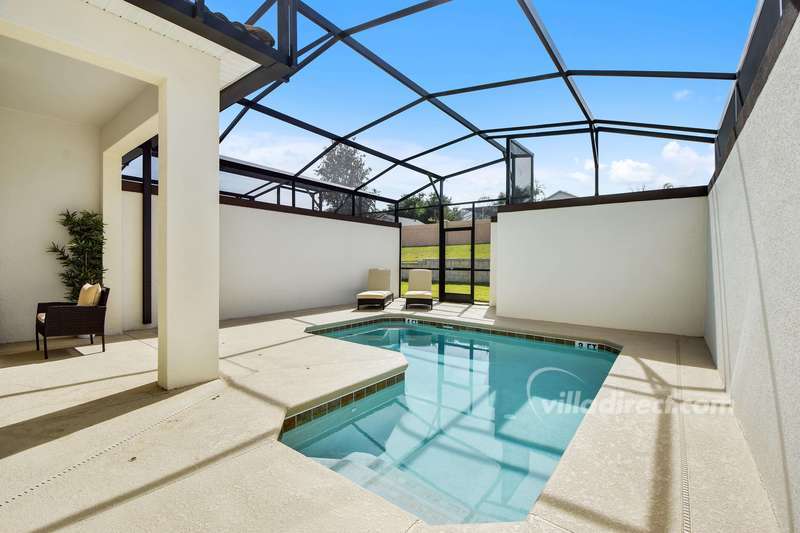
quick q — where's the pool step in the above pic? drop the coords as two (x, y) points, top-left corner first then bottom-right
(316, 452), (470, 524)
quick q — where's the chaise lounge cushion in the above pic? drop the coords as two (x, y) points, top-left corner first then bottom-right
(357, 290), (393, 300)
(404, 290), (432, 299)
(77, 283), (102, 306)
(37, 312), (46, 323)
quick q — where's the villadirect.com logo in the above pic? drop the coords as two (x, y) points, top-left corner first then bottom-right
(526, 366), (734, 420)
(526, 367), (587, 423)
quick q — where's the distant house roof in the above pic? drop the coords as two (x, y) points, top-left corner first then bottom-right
(545, 190), (578, 201)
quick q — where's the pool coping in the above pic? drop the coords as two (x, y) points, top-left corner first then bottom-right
(305, 313), (622, 355)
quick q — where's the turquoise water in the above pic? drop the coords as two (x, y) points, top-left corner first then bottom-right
(280, 322), (616, 524)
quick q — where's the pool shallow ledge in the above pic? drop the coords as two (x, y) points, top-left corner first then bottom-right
(267, 322), (409, 432)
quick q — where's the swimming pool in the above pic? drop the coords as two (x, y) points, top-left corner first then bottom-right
(280, 320), (617, 524)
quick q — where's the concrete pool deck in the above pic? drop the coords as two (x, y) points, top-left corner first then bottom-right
(0, 302), (779, 531)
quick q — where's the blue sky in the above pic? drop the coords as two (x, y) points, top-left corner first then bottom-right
(211, 0), (757, 202)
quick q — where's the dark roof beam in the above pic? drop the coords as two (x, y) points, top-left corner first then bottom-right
(240, 98), (444, 178)
(297, 1), (506, 154)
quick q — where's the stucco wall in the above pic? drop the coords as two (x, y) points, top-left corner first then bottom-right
(0, 106), (100, 343)
(120, 191), (399, 328)
(495, 196), (708, 336)
(219, 204), (399, 320)
(705, 15), (800, 531)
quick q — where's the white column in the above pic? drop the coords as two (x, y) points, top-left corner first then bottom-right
(157, 72), (220, 389)
(101, 150), (124, 335)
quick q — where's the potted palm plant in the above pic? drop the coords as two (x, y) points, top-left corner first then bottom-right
(47, 209), (106, 302)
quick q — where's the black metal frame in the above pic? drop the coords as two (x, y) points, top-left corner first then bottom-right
(120, 0), (781, 308)
(123, 0), (760, 211)
(398, 197), (500, 305)
(141, 140), (153, 324)
(121, 0), (789, 209)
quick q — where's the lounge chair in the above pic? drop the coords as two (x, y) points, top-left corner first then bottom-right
(357, 269), (394, 310)
(405, 269), (433, 310)
(35, 284), (110, 359)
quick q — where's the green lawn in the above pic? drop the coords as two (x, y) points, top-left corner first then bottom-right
(402, 243), (490, 262)
(401, 281), (490, 303)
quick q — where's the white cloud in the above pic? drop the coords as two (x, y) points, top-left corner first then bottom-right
(673, 89), (692, 101)
(582, 158), (606, 172)
(661, 140), (714, 181)
(609, 159), (661, 183)
(222, 131), (327, 173)
(603, 141), (713, 190)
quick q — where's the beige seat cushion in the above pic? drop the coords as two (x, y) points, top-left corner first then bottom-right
(366, 268), (391, 291)
(408, 269), (432, 292)
(77, 283), (102, 306)
(357, 290), (392, 300)
(405, 290), (432, 299)
(37, 312), (46, 323)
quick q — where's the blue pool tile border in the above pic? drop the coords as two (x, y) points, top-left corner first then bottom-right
(281, 373), (404, 435)
(308, 316), (622, 355)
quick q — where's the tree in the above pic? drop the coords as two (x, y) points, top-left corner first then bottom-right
(398, 191), (464, 223)
(314, 141), (376, 213)
(499, 181), (544, 203)
(473, 196), (502, 220)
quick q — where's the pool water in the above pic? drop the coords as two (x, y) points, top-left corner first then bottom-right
(280, 322), (616, 524)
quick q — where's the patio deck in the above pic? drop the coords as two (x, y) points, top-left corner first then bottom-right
(0, 302), (779, 532)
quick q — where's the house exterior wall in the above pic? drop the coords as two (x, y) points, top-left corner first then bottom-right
(1, 0), (225, 388)
(0, 106), (100, 343)
(705, 15), (800, 531)
(495, 196), (709, 336)
(120, 191), (399, 329)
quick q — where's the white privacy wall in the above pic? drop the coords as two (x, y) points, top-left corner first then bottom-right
(219, 204), (399, 319)
(120, 192), (399, 328)
(0, 106), (100, 343)
(495, 197), (708, 336)
(705, 15), (800, 531)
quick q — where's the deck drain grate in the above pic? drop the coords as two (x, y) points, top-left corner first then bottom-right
(675, 338), (692, 533)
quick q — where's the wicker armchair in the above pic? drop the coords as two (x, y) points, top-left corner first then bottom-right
(35, 287), (110, 359)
